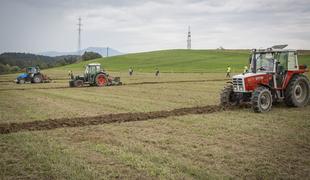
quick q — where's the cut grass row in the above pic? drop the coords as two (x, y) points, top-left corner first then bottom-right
(0, 80), (223, 123)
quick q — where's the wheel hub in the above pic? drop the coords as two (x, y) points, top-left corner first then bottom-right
(260, 93), (271, 110)
(294, 82), (307, 103)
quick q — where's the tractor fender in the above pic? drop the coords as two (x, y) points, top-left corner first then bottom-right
(17, 73), (29, 79)
(257, 83), (275, 92)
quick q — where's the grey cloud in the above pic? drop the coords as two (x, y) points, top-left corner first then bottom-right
(0, 0), (309, 53)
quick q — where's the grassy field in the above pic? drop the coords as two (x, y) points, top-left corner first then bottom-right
(58, 49), (250, 73)
(0, 49), (310, 179)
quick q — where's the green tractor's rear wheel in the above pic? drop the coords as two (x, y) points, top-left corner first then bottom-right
(73, 80), (84, 87)
(95, 74), (108, 87)
(285, 75), (310, 107)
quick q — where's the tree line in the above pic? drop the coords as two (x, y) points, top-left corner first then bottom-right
(0, 51), (102, 74)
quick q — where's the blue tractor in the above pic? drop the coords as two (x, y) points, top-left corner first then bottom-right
(15, 66), (50, 84)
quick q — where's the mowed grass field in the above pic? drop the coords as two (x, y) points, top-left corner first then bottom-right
(0, 49), (310, 179)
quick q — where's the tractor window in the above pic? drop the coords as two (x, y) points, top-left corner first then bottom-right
(255, 53), (274, 72)
(96, 66), (100, 72)
(276, 52), (288, 71)
(26, 67), (36, 74)
(85, 66), (89, 74)
(88, 66), (100, 74)
(288, 52), (298, 70)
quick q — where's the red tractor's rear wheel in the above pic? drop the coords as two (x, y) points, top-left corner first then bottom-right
(252, 86), (273, 113)
(285, 75), (310, 107)
(96, 74), (108, 87)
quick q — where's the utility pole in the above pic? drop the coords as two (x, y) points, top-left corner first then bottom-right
(187, 26), (191, 49)
(78, 17), (82, 54)
(106, 46), (109, 57)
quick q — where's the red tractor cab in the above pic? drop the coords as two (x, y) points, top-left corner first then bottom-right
(220, 45), (310, 112)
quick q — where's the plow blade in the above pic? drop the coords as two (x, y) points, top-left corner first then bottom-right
(109, 77), (122, 86)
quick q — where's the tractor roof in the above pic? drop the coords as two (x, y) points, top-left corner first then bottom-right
(88, 63), (101, 66)
(254, 44), (296, 53)
(254, 48), (296, 53)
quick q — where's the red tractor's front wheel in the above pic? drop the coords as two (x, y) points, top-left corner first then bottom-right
(96, 74), (108, 87)
(252, 86), (273, 113)
(220, 85), (237, 106)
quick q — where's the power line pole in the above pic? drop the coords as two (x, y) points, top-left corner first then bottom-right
(106, 46), (109, 57)
(187, 26), (191, 49)
(78, 17), (82, 54)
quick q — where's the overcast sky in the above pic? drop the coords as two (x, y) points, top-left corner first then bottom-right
(0, 0), (309, 54)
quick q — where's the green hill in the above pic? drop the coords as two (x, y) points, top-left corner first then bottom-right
(55, 49), (310, 73)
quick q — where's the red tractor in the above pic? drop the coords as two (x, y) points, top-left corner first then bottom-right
(220, 45), (310, 112)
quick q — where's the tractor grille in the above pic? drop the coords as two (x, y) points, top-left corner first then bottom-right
(232, 78), (244, 91)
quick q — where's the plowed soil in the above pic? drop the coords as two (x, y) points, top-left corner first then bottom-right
(0, 105), (226, 134)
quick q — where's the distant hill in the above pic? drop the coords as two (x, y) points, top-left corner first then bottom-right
(39, 47), (123, 57)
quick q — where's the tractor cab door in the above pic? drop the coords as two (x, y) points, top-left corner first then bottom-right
(275, 52), (288, 88)
(275, 51), (298, 88)
(84, 66), (90, 81)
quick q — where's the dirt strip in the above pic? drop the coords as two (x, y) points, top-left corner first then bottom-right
(0, 105), (227, 134)
(126, 79), (228, 85)
(0, 79), (228, 91)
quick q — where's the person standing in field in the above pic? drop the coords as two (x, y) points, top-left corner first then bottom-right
(155, 68), (160, 77)
(243, 65), (248, 73)
(68, 70), (74, 79)
(226, 66), (231, 77)
(129, 67), (133, 76)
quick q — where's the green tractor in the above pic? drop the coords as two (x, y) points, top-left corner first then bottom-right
(69, 63), (122, 87)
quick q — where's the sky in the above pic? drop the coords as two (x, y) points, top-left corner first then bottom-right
(0, 0), (309, 54)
